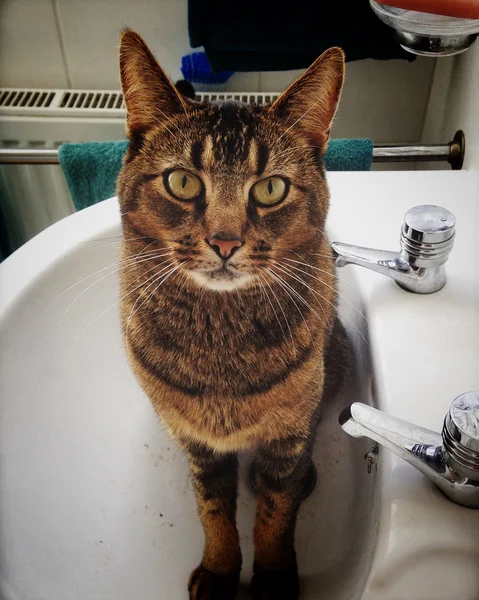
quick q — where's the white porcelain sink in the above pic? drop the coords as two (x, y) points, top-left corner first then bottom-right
(1, 171), (478, 600)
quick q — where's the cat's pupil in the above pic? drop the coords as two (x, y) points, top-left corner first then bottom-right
(268, 180), (273, 195)
(182, 175), (187, 189)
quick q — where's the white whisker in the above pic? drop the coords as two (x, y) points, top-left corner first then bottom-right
(72, 259), (180, 339)
(268, 265), (330, 336)
(264, 267), (313, 344)
(256, 271), (287, 345)
(126, 262), (186, 332)
(274, 96), (324, 144)
(260, 270), (296, 355)
(281, 260), (369, 325)
(274, 263), (368, 345)
(58, 241), (166, 296)
(60, 254), (172, 325)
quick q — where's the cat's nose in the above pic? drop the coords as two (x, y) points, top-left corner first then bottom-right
(206, 233), (243, 259)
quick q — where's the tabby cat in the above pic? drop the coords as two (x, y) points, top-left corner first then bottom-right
(117, 29), (349, 600)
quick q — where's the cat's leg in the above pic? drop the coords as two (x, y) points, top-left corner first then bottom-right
(250, 432), (314, 600)
(184, 440), (241, 600)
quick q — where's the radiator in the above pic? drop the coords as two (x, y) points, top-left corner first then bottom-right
(0, 88), (278, 254)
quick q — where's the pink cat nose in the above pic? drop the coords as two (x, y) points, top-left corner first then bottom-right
(206, 234), (243, 259)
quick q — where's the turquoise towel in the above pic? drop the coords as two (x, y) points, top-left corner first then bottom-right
(59, 138), (373, 211)
(324, 138), (374, 172)
(58, 140), (129, 212)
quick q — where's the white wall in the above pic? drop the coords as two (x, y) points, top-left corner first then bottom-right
(0, 0), (435, 144)
(440, 44), (479, 170)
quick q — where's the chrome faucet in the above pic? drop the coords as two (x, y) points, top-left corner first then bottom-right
(331, 205), (456, 294)
(339, 392), (479, 508)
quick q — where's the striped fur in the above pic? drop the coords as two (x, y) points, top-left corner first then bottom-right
(118, 29), (347, 600)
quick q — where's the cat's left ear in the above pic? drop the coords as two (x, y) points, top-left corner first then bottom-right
(119, 29), (188, 141)
(269, 48), (345, 153)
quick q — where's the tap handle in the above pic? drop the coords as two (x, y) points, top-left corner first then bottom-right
(443, 392), (479, 481)
(402, 205), (456, 244)
(400, 205), (456, 267)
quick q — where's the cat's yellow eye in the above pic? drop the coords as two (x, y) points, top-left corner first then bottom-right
(252, 177), (287, 206)
(166, 169), (202, 201)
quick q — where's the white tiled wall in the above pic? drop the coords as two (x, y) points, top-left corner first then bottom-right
(0, 0), (436, 144)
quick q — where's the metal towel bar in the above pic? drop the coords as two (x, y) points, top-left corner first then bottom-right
(0, 130), (465, 170)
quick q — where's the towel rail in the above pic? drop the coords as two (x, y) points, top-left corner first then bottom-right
(0, 130), (465, 170)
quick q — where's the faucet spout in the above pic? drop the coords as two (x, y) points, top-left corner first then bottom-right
(339, 396), (479, 508)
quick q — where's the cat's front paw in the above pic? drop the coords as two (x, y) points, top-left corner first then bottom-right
(189, 564), (240, 600)
(251, 562), (299, 600)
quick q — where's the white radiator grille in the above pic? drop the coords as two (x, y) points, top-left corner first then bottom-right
(0, 88), (280, 118)
(0, 89), (56, 109)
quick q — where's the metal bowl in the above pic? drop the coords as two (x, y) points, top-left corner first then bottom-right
(370, 0), (479, 56)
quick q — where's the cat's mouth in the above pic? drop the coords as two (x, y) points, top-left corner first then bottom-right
(188, 264), (254, 291)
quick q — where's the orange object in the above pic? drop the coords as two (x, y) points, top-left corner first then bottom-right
(377, 0), (479, 19)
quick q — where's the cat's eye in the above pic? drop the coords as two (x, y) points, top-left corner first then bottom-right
(166, 169), (202, 201)
(252, 177), (287, 206)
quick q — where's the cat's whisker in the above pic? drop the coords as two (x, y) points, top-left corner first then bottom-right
(263, 267), (313, 344)
(256, 271), (287, 346)
(58, 247), (171, 297)
(270, 263), (334, 334)
(155, 106), (189, 142)
(174, 269), (191, 298)
(73, 259), (181, 340)
(75, 234), (154, 244)
(125, 260), (178, 326)
(284, 256), (356, 289)
(60, 253), (173, 325)
(267, 265), (331, 336)
(274, 96), (324, 144)
(126, 262), (185, 332)
(260, 269), (296, 355)
(281, 260), (370, 325)
(279, 253), (362, 292)
(142, 107), (178, 141)
(274, 263), (368, 345)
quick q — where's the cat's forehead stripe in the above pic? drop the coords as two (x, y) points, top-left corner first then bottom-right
(190, 140), (203, 171)
(255, 143), (269, 177)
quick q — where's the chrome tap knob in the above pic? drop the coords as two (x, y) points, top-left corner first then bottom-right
(331, 204), (456, 294)
(400, 205), (456, 269)
(443, 392), (479, 482)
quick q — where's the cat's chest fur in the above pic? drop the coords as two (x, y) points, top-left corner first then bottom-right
(120, 266), (329, 448)
(122, 274), (322, 392)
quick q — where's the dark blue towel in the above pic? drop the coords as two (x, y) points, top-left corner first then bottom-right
(188, 0), (412, 72)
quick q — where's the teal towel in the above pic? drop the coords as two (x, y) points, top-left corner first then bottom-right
(59, 138), (373, 211)
(324, 138), (374, 172)
(58, 140), (129, 212)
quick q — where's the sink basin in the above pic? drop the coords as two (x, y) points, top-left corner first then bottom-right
(0, 195), (377, 599)
(1, 171), (478, 599)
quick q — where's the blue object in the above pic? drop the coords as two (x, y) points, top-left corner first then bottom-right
(181, 52), (234, 85)
(58, 138), (373, 212)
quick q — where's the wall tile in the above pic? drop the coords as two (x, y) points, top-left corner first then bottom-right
(0, 0), (68, 88)
(56, 0), (191, 89)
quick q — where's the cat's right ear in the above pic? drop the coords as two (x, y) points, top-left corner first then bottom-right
(119, 29), (187, 142)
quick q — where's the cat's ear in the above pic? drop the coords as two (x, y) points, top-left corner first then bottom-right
(119, 29), (187, 140)
(269, 48), (345, 152)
